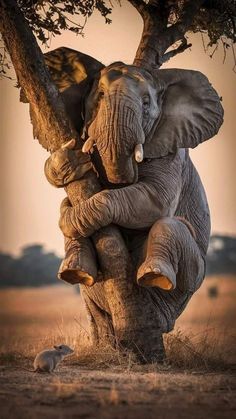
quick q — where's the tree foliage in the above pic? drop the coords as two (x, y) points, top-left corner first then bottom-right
(150, 0), (236, 46)
(0, 0), (112, 77)
(129, 0), (236, 66)
(1, 0), (236, 77)
(17, 0), (112, 44)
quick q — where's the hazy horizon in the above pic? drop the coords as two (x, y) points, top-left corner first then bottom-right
(1, 2), (236, 257)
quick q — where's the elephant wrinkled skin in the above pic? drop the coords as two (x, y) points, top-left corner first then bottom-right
(44, 49), (223, 333)
(58, 148), (208, 292)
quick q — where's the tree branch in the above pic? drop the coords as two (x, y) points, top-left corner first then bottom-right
(132, 0), (205, 68)
(161, 37), (192, 64)
(0, 1), (75, 152)
(165, 0), (205, 47)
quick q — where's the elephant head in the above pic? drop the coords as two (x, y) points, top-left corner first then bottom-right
(44, 48), (224, 185)
(82, 63), (223, 184)
(82, 63), (165, 184)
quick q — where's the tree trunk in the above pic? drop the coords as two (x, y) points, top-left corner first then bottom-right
(0, 0), (165, 362)
(133, 13), (165, 68)
(130, 0), (204, 68)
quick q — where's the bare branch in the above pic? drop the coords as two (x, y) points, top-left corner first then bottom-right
(222, 39), (226, 64)
(201, 32), (207, 54)
(161, 37), (192, 64)
(209, 43), (219, 59)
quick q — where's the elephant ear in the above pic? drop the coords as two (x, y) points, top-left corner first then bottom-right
(21, 47), (104, 149)
(20, 47), (104, 102)
(44, 46), (104, 92)
(44, 47), (104, 137)
(144, 69), (224, 158)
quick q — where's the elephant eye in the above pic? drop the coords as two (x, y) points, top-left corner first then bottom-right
(142, 95), (150, 116)
(98, 91), (104, 100)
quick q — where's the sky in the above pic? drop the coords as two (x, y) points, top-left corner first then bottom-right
(0, 1), (236, 257)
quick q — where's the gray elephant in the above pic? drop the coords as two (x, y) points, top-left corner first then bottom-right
(45, 56), (223, 291)
(44, 49), (223, 330)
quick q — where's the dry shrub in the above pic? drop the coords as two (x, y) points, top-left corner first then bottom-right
(164, 328), (233, 371)
(71, 330), (233, 373)
(0, 326), (233, 372)
(70, 342), (137, 371)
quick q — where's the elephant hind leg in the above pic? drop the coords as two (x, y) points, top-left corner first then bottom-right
(137, 258), (176, 290)
(138, 271), (173, 290)
(137, 217), (205, 292)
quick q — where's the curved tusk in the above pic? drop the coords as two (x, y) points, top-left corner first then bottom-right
(61, 138), (76, 150)
(81, 128), (86, 140)
(82, 137), (95, 154)
(134, 143), (144, 163)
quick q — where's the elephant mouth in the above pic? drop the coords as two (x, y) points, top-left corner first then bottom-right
(104, 158), (139, 185)
(102, 166), (138, 186)
(91, 147), (139, 186)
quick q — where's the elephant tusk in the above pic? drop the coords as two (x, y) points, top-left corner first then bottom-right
(61, 138), (76, 150)
(134, 144), (144, 163)
(82, 137), (95, 154)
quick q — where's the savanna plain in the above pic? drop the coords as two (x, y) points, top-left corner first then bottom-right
(0, 275), (235, 419)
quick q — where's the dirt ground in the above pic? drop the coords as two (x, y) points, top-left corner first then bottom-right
(0, 367), (235, 419)
(0, 275), (235, 419)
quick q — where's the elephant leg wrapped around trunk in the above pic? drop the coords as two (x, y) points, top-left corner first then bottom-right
(136, 217), (205, 332)
(44, 142), (100, 287)
(58, 236), (97, 286)
(137, 217), (205, 293)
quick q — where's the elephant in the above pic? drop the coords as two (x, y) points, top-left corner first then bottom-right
(44, 48), (223, 330)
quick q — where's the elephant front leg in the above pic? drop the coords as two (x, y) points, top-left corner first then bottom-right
(137, 217), (205, 293)
(58, 236), (97, 286)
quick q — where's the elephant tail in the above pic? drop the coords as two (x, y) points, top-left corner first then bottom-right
(175, 216), (196, 240)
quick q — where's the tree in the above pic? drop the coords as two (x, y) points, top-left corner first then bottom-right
(0, 0), (235, 362)
(0, 245), (61, 287)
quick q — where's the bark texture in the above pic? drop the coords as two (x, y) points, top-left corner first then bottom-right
(0, 0), (167, 362)
(130, 0), (204, 68)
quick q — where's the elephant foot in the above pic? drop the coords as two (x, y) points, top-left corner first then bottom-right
(58, 264), (95, 286)
(58, 237), (97, 287)
(137, 258), (176, 290)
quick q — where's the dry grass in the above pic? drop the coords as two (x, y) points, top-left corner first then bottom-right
(0, 278), (235, 419)
(0, 275), (235, 372)
(165, 329), (233, 371)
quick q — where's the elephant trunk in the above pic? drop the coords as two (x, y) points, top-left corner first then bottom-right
(88, 93), (145, 184)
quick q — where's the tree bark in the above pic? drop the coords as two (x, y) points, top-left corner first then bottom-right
(130, 0), (204, 68)
(0, 0), (165, 362)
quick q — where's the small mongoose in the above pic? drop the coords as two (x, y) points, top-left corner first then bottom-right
(33, 344), (74, 373)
